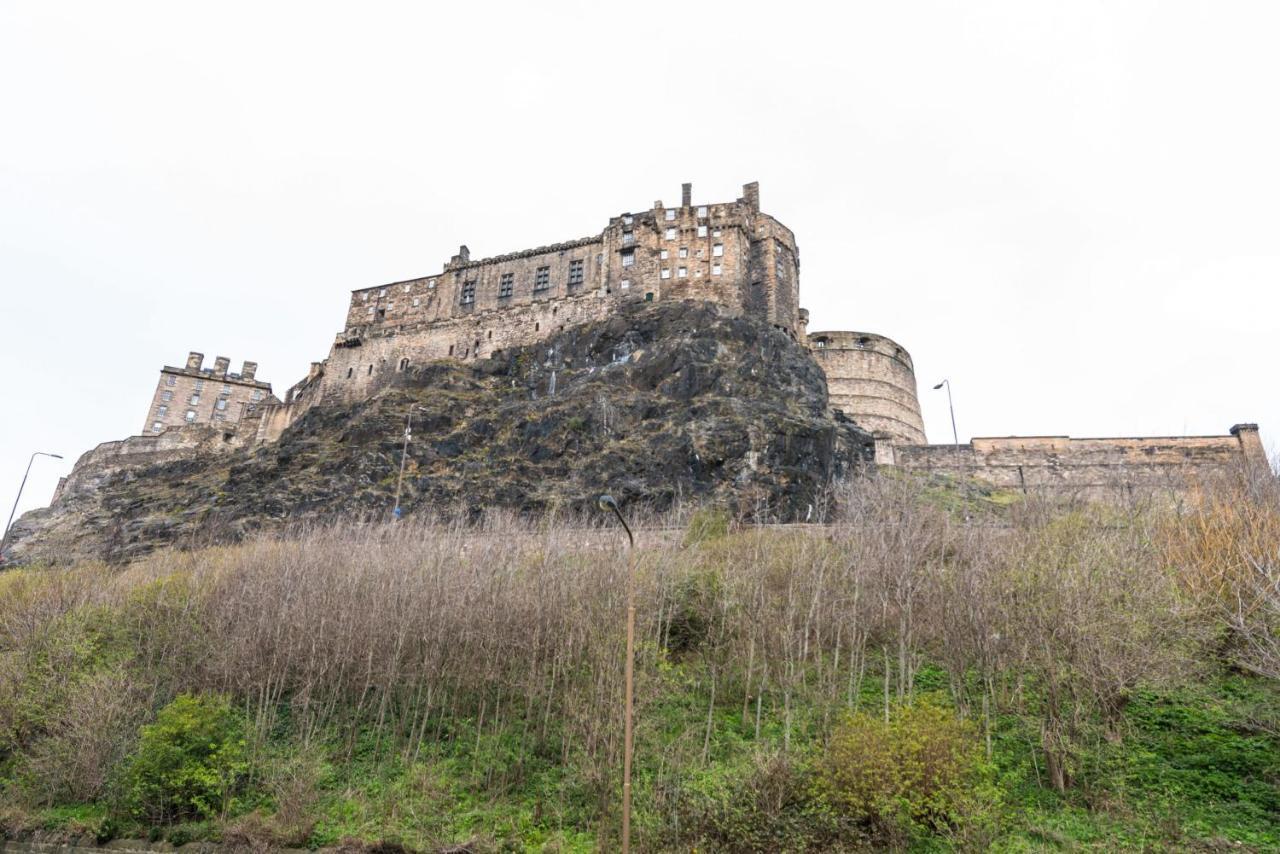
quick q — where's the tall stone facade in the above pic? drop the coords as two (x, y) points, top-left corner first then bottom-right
(141, 352), (277, 436)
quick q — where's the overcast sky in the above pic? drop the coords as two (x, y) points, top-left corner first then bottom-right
(2, 1), (1277, 523)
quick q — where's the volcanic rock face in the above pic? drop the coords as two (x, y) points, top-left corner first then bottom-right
(7, 301), (874, 565)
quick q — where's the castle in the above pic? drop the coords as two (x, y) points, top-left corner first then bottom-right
(125, 180), (1265, 502)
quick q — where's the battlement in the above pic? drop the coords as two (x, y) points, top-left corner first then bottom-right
(808, 330), (926, 446)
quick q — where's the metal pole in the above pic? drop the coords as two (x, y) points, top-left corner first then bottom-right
(1, 452), (62, 562)
(933, 380), (959, 451)
(392, 406), (426, 520)
(598, 494), (635, 854)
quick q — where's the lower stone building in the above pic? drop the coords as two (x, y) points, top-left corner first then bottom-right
(141, 352), (278, 437)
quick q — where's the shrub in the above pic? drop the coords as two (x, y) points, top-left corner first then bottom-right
(815, 698), (998, 837)
(117, 693), (249, 824)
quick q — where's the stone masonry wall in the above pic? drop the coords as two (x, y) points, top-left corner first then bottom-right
(893, 424), (1268, 500)
(142, 352), (276, 436)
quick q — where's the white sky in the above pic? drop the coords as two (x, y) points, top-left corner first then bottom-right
(2, 1), (1277, 523)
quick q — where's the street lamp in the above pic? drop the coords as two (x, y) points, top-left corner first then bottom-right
(932, 379), (959, 451)
(392, 405), (430, 520)
(1, 451), (63, 562)
(597, 493), (636, 854)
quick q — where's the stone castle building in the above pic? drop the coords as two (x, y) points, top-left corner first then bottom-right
(124, 180), (1266, 501)
(142, 353), (278, 436)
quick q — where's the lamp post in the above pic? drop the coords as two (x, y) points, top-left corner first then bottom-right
(932, 379), (959, 451)
(1, 451), (63, 563)
(392, 406), (429, 520)
(597, 493), (635, 854)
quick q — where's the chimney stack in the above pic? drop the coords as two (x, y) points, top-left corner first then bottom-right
(185, 352), (204, 371)
(742, 181), (760, 212)
(212, 356), (230, 378)
(241, 361), (258, 382)
(681, 182), (692, 208)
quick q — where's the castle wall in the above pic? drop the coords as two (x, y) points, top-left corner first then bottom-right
(807, 331), (927, 445)
(893, 424), (1267, 500)
(53, 425), (235, 505)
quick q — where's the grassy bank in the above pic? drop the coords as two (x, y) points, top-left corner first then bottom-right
(1, 475), (1277, 851)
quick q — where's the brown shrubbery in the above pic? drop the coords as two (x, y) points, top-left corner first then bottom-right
(0, 465), (1275, 846)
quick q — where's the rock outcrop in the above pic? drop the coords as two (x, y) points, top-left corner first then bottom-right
(6, 301), (874, 565)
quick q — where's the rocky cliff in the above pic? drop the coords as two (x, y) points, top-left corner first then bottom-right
(6, 301), (874, 565)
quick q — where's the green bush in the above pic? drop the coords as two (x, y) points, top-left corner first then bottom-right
(117, 693), (249, 825)
(815, 697), (999, 838)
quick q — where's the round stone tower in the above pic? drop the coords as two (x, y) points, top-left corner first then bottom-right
(807, 331), (927, 446)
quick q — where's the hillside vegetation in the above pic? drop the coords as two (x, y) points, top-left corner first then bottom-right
(1, 472), (1278, 851)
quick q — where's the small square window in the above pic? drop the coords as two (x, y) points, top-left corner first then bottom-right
(622, 231), (635, 246)
(165, 375), (176, 387)
(427, 281), (435, 289)
(697, 225), (707, 237)
(215, 398), (227, 411)
(620, 279), (630, 289)
(156, 405), (168, 417)
(677, 267), (688, 278)
(404, 283), (411, 292)
(221, 384), (231, 396)
(568, 259), (584, 286)
(413, 297), (420, 307)
(362, 292), (369, 302)
(664, 209), (676, 221)
(712, 263), (722, 276)
(499, 272), (514, 298)
(678, 247), (688, 259)
(252, 389), (263, 401)
(194, 379), (204, 391)
(712, 228), (722, 237)
(697, 206), (707, 217)
(185, 410), (197, 422)
(379, 288), (387, 297)
(460, 280), (477, 304)
(712, 243), (724, 257)
(660, 268), (671, 279)
(621, 249), (635, 267)
(665, 227), (676, 240)
(622, 214), (633, 225)
(190, 394), (200, 406)
(161, 390), (172, 402)
(151, 421), (164, 433)
(660, 249), (668, 260)
(533, 266), (551, 291)
(645, 292), (654, 302)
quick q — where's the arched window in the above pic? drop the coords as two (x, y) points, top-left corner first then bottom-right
(398, 358), (409, 372)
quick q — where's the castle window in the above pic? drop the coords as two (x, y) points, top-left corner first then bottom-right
(645, 292), (654, 302)
(194, 379), (205, 390)
(368, 365), (373, 375)
(664, 209), (676, 221)
(161, 390), (172, 402)
(427, 281), (435, 289)
(533, 266), (550, 291)
(190, 394), (200, 405)
(677, 267), (688, 278)
(185, 410), (197, 422)
(216, 399), (227, 411)
(535, 322), (540, 332)
(221, 384), (231, 396)
(776, 256), (785, 278)
(347, 367), (353, 378)
(252, 390), (263, 401)
(678, 247), (688, 259)
(661, 268), (671, 279)
(621, 279), (630, 289)
(568, 259), (584, 285)
(448, 345), (454, 356)
(622, 214), (633, 225)
(460, 280), (477, 304)
(487, 330), (492, 339)
(712, 243), (724, 257)
(379, 288), (387, 297)
(377, 308), (386, 319)
(499, 273), (514, 298)
(404, 283), (411, 292)
(660, 249), (668, 260)
(815, 339), (827, 349)
(151, 421), (164, 433)
(712, 228), (721, 237)
(621, 249), (635, 267)
(622, 232), (635, 246)
(664, 227), (676, 240)
(697, 206), (707, 218)
(712, 263), (722, 276)
(165, 375), (176, 387)
(362, 293), (369, 302)
(697, 225), (707, 237)
(157, 405), (168, 417)
(213, 412), (225, 422)
(398, 358), (409, 371)
(413, 297), (420, 307)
